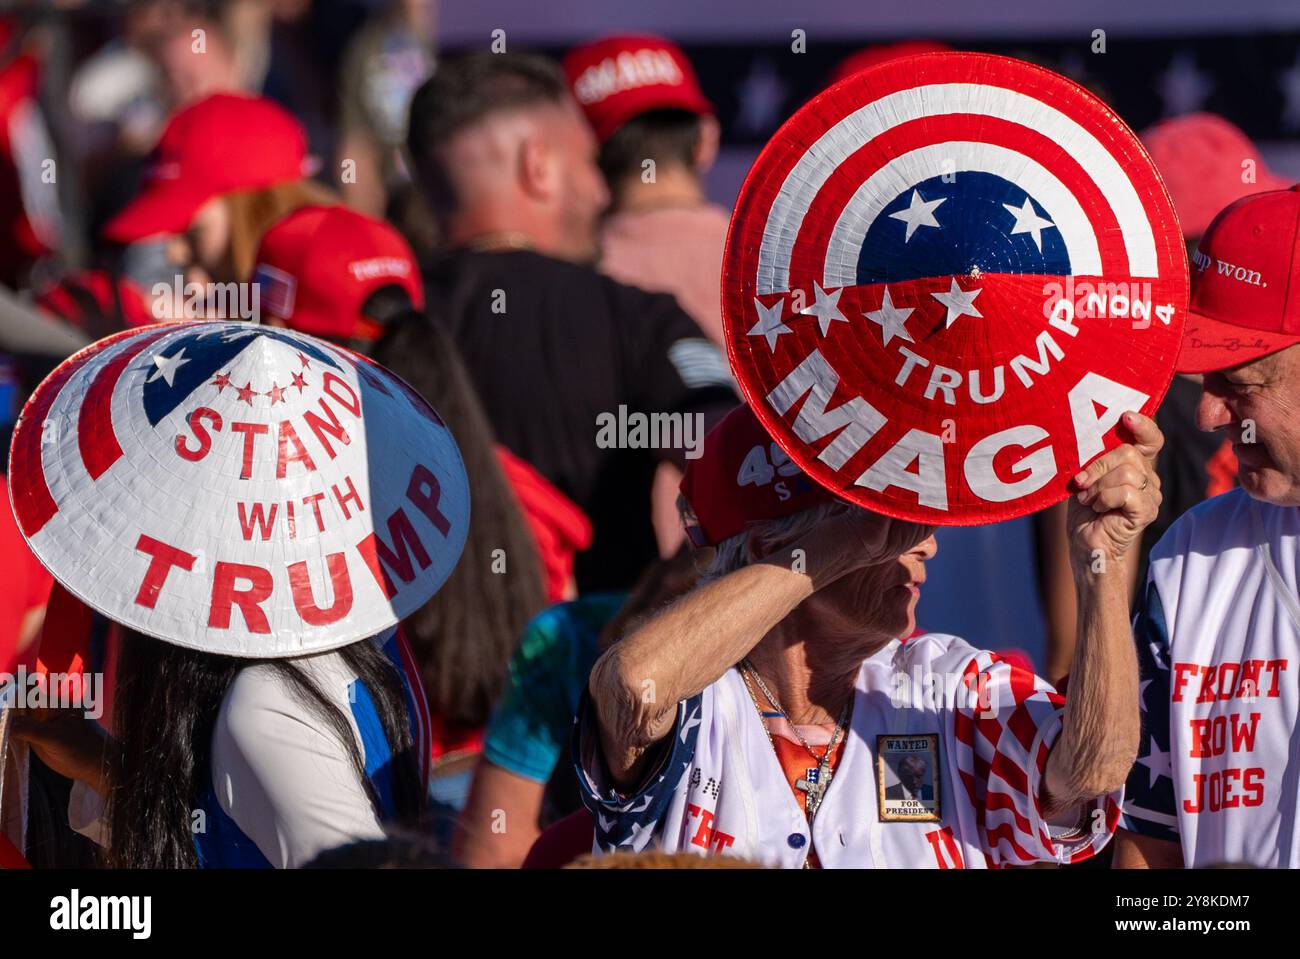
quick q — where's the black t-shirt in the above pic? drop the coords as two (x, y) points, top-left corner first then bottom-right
(377, 249), (735, 591)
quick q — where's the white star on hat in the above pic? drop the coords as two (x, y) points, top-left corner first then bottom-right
(889, 189), (946, 242)
(931, 279), (983, 329)
(146, 347), (190, 386)
(864, 286), (915, 347)
(748, 297), (792, 353)
(799, 282), (848, 336)
(1003, 197), (1056, 252)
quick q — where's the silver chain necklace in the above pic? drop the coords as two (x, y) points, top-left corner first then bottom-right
(739, 658), (851, 823)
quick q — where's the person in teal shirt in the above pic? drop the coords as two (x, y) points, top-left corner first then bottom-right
(456, 549), (699, 867)
(484, 593), (625, 784)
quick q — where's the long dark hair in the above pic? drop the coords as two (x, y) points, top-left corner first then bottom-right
(371, 314), (547, 729)
(105, 630), (423, 869)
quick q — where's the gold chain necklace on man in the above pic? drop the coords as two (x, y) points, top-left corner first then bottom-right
(463, 231), (534, 253)
(739, 658), (850, 823)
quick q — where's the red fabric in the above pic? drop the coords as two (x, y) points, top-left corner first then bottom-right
(35, 270), (155, 330)
(0, 833), (30, 869)
(1178, 184), (1300, 373)
(563, 35), (712, 143)
(496, 446), (593, 602)
(426, 713), (484, 765)
(1205, 438), (1239, 498)
(522, 808), (594, 869)
(254, 205), (424, 342)
(0, 474), (52, 674)
(993, 648), (1036, 677)
(679, 403), (833, 546)
(0, 56), (38, 146)
(0, 42), (51, 277)
(104, 93), (309, 242)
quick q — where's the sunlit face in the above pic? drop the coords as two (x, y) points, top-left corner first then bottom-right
(1197, 345), (1300, 506)
(167, 195), (234, 288)
(802, 521), (939, 642)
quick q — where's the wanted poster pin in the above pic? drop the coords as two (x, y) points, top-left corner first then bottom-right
(877, 734), (941, 822)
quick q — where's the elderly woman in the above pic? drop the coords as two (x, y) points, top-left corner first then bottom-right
(575, 403), (1161, 868)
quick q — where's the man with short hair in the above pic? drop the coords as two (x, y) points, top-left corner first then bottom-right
(385, 52), (735, 591)
(1115, 183), (1300, 868)
(563, 35), (730, 349)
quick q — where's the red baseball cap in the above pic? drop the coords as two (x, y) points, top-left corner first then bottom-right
(1177, 184), (1300, 374)
(563, 34), (713, 143)
(680, 403), (834, 547)
(104, 93), (310, 243)
(253, 205), (424, 342)
(1141, 113), (1292, 240)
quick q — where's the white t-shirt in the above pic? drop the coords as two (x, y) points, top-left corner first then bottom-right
(575, 633), (1119, 868)
(71, 630), (431, 867)
(1121, 489), (1300, 867)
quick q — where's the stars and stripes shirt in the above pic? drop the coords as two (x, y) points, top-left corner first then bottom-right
(572, 633), (1120, 868)
(1121, 490), (1300, 867)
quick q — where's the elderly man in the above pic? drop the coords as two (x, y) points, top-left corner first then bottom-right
(575, 402), (1161, 868)
(1115, 184), (1300, 869)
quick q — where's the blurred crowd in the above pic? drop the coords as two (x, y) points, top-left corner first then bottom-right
(0, 1), (1297, 871)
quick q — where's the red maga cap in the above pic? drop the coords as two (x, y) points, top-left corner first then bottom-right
(723, 53), (1187, 525)
(1141, 113), (1292, 241)
(563, 34), (713, 143)
(680, 403), (834, 547)
(104, 93), (310, 243)
(1177, 184), (1300, 374)
(254, 205), (424, 343)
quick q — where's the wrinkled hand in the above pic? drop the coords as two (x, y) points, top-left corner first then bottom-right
(767, 503), (936, 588)
(1067, 411), (1163, 574)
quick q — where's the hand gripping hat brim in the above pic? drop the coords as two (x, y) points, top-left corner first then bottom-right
(7, 321), (470, 657)
(723, 52), (1188, 525)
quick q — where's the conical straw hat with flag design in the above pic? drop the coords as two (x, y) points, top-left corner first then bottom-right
(723, 53), (1188, 524)
(7, 321), (470, 657)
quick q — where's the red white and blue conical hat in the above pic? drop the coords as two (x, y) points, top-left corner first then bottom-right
(8, 321), (470, 657)
(723, 53), (1187, 524)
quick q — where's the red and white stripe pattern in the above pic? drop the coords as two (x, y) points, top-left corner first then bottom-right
(953, 650), (1120, 866)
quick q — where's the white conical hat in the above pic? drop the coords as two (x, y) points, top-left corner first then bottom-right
(8, 321), (470, 657)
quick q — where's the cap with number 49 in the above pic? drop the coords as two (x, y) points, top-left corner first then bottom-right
(680, 403), (833, 547)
